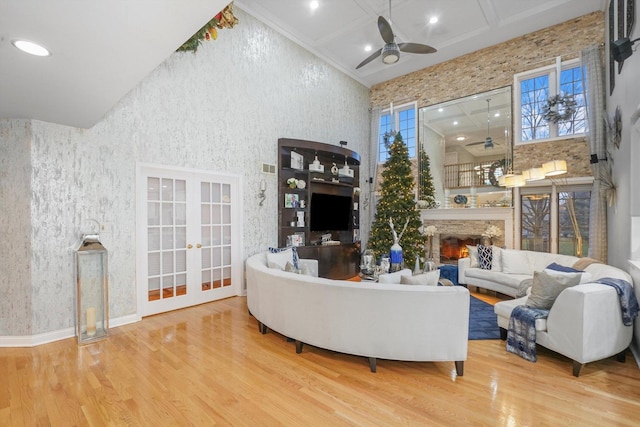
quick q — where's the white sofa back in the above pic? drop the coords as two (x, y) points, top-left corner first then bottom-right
(500, 248), (578, 275)
(246, 252), (470, 363)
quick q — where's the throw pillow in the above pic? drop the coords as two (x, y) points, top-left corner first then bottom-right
(491, 246), (503, 272)
(400, 270), (440, 286)
(284, 261), (299, 274)
(467, 245), (479, 268)
(267, 247), (299, 270)
(478, 244), (493, 270)
(526, 270), (581, 310)
(378, 269), (413, 284)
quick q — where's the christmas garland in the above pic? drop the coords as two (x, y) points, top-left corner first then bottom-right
(541, 94), (578, 124)
(177, 2), (239, 53)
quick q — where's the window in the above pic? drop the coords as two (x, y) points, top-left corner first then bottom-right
(514, 58), (587, 144)
(519, 184), (591, 256)
(378, 102), (417, 162)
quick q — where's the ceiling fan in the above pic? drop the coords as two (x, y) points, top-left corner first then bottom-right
(356, 0), (437, 69)
(466, 99), (495, 149)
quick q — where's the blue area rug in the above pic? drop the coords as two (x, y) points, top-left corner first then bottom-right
(469, 296), (500, 340)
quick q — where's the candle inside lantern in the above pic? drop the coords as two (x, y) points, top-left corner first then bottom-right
(86, 307), (97, 337)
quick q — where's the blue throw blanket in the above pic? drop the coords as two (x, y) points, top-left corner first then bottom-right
(506, 306), (549, 362)
(594, 277), (639, 326)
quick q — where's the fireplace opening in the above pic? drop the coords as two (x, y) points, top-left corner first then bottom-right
(440, 236), (482, 264)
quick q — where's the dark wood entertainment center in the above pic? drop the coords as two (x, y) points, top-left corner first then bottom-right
(278, 138), (361, 279)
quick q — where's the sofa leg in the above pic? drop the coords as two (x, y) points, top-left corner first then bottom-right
(455, 361), (464, 376)
(295, 340), (304, 354)
(369, 357), (377, 373)
(617, 350), (627, 363)
(572, 360), (584, 377)
(499, 327), (507, 341)
(258, 322), (268, 334)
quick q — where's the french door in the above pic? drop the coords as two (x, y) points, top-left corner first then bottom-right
(136, 164), (243, 317)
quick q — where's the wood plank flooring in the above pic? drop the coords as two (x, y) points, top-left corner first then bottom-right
(2, 293), (640, 426)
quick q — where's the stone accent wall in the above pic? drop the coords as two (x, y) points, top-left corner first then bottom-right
(371, 11), (603, 181)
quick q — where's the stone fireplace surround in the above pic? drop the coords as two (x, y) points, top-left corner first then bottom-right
(420, 208), (514, 264)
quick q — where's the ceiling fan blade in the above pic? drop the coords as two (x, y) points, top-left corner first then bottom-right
(378, 16), (394, 44)
(466, 141), (486, 147)
(356, 48), (382, 69)
(398, 42), (437, 54)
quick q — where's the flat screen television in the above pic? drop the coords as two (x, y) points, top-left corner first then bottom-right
(309, 193), (352, 231)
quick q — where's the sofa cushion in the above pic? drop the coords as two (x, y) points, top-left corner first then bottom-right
(267, 247), (299, 270)
(526, 270), (581, 310)
(378, 269), (413, 284)
(478, 245), (493, 270)
(494, 298), (547, 331)
(467, 245), (479, 268)
(465, 268), (531, 289)
(400, 270), (440, 286)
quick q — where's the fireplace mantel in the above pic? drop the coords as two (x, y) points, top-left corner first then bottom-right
(420, 208), (514, 249)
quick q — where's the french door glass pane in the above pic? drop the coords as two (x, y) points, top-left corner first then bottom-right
(521, 193), (550, 252)
(558, 191), (591, 257)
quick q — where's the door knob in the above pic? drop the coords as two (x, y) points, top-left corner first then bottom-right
(187, 244), (193, 249)
(196, 243), (202, 248)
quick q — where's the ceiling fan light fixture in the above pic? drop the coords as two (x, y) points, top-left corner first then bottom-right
(382, 43), (400, 64)
(484, 136), (493, 149)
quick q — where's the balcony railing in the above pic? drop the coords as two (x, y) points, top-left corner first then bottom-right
(444, 159), (505, 189)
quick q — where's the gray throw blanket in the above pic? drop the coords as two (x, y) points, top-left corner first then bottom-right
(506, 306), (549, 362)
(594, 277), (639, 326)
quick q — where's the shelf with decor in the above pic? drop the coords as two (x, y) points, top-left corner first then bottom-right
(277, 138), (361, 279)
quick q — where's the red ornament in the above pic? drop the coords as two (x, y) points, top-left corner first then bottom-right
(205, 32), (210, 41)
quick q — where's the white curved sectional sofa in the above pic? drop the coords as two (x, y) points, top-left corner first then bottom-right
(459, 248), (635, 375)
(246, 252), (471, 375)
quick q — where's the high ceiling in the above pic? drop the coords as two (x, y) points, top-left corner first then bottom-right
(0, 0), (605, 129)
(237, 0), (605, 88)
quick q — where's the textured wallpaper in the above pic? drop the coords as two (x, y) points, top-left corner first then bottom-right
(0, 120), (33, 335)
(0, 8), (370, 336)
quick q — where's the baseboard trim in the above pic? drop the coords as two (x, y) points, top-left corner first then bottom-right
(0, 313), (141, 348)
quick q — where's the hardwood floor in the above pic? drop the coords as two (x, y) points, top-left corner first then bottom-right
(2, 294), (640, 426)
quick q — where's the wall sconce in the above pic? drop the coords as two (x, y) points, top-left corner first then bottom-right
(258, 180), (266, 206)
(611, 37), (640, 62)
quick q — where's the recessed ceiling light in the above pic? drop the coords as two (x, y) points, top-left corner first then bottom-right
(438, 108), (444, 112)
(12, 39), (51, 57)
(456, 136), (466, 141)
(310, 1), (319, 10)
(494, 112), (501, 117)
(429, 16), (438, 24)
(453, 121), (458, 125)
(364, 44), (372, 52)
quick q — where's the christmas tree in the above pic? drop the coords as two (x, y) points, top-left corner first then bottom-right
(418, 147), (437, 208)
(368, 132), (426, 264)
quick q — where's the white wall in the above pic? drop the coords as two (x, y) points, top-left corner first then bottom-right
(0, 8), (370, 336)
(607, 6), (640, 270)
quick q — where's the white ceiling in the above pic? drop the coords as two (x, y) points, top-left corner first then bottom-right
(236, 0), (606, 87)
(0, 0), (605, 129)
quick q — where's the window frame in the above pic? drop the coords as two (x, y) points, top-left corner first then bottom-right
(516, 182), (592, 255)
(514, 58), (586, 145)
(379, 101), (418, 163)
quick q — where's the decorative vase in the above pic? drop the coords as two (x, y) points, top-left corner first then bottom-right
(390, 243), (403, 272)
(413, 254), (421, 274)
(423, 258), (437, 272)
